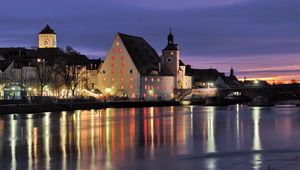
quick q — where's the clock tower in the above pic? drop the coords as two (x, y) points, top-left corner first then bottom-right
(161, 29), (180, 77)
(38, 24), (57, 48)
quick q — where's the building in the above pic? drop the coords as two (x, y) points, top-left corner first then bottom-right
(99, 31), (192, 100)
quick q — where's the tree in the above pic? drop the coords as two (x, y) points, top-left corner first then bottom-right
(36, 59), (54, 96)
(62, 64), (86, 98)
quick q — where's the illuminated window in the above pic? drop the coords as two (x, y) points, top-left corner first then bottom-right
(121, 69), (124, 74)
(151, 78), (154, 82)
(144, 85), (147, 90)
(130, 84), (133, 89)
(143, 93), (146, 98)
(145, 77), (148, 81)
(112, 77), (115, 81)
(130, 77), (133, 81)
(103, 78), (106, 81)
(121, 85), (124, 89)
(112, 56), (115, 60)
(131, 93), (135, 98)
(113, 48), (116, 53)
(119, 48), (123, 53)
(157, 78), (160, 82)
(111, 69), (114, 74)
(121, 62), (125, 67)
(121, 77), (124, 81)
(111, 63), (114, 67)
(148, 85), (151, 90)
(121, 56), (124, 60)
(116, 42), (120, 46)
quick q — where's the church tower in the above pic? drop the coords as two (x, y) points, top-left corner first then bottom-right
(38, 24), (57, 48)
(230, 67), (235, 77)
(161, 29), (180, 77)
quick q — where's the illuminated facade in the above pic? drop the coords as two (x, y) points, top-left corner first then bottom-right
(99, 32), (192, 100)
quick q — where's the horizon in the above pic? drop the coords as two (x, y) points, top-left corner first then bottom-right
(1, 0), (300, 82)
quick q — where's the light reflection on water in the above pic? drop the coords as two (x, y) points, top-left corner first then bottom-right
(0, 106), (300, 169)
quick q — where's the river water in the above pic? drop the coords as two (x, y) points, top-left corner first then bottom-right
(0, 105), (300, 170)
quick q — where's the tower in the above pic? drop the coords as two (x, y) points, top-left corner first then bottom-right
(230, 67), (234, 77)
(161, 29), (180, 77)
(38, 24), (57, 48)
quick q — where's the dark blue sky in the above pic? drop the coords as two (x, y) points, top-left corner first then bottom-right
(1, 0), (300, 81)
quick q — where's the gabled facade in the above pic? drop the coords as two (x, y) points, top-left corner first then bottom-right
(99, 33), (141, 99)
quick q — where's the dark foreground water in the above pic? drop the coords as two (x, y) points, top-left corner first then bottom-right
(0, 105), (300, 170)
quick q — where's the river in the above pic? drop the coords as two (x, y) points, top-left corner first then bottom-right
(0, 105), (300, 170)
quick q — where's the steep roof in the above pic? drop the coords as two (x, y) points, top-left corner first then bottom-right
(39, 24), (56, 34)
(118, 33), (162, 75)
(191, 68), (221, 82)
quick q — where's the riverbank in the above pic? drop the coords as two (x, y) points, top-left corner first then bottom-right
(0, 100), (182, 114)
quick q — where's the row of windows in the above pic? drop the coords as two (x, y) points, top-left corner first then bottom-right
(111, 62), (125, 67)
(101, 69), (133, 74)
(104, 77), (134, 81)
(104, 84), (134, 90)
(144, 77), (171, 82)
(111, 55), (124, 60)
(144, 85), (167, 91)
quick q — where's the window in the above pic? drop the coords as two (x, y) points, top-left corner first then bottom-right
(157, 85), (160, 90)
(112, 56), (115, 60)
(111, 69), (114, 74)
(113, 48), (116, 53)
(145, 77), (148, 81)
(121, 69), (124, 74)
(130, 84), (133, 89)
(151, 78), (154, 82)
(121, 62), (125, 67)
(116, 42), (120, 46)
(157, 78), (160, 82)
(130, 69), (133, 73)
(112, 77), (115, 81)
(121, 56), (124, 60)
(103, 70), (105, 74)
(111, 63), (114, 67)
(145, 85), (147, 90)
(121, 85), (124, 89)
(130, 77), (133, 81)
(121, 77), (124, 81)
(103, 78), (106, 81)
(119, 48), (123, 53)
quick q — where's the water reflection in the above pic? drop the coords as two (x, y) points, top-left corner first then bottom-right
(0, 106), (300, 169)
(252, 107), (262, 170)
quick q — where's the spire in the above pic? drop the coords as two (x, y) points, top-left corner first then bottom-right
(163, 28), (178, 51)
(230, 67), (234, 77)
(168, 28), (174, 45)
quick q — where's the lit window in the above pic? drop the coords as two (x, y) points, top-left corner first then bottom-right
(143, 93), (146, 98)
(116, 42), (120, 46)
(111, 69), (114, 74)
(131, 93), (135, 98)
(121, 77), (124, 81)
(112, 56), (115, 60)
(130, 84), (133, 89)
(119, 48), (123, 53)
(113, 48), (116, 53)
(121, 85), (124, 89)
(145, 77), (148, 81)
(112, 78), (115, 81)
(111, 63), (114, 67)
(144, 85), (147, 90)
(121, 62), (125, 67)
(151, 85), (154, 90)
(103, 78), (106, 81)
(157, 78), (160, 82)
(121, 69), (124, 74)
(151, 78), (154, 82)
(121, 56), (124, 60)
(130, 77), (133, 81)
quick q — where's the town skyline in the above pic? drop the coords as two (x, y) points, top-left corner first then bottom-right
(0, 0), (300, 83)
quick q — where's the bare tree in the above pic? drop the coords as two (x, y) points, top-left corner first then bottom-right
(36, 59), (54, 96)
(63, 64), (86, 98)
